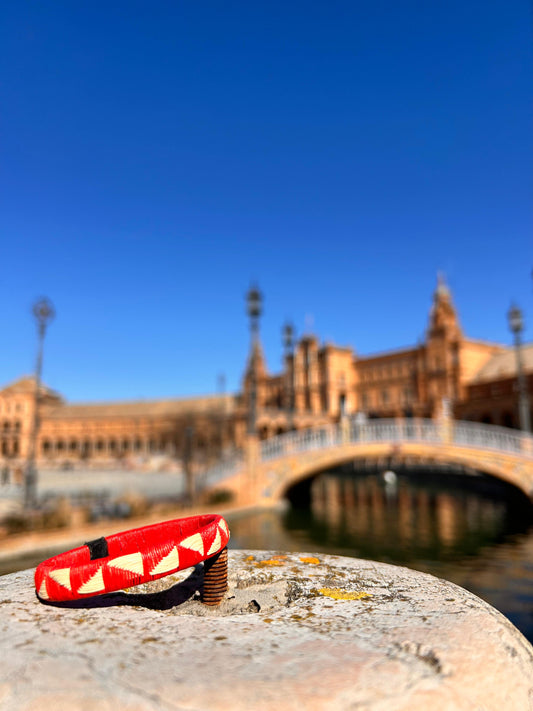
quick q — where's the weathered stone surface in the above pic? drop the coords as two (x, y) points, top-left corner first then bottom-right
(0, 551), (532, 710)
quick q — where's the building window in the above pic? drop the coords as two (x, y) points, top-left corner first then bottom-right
(381, 390), (389, 405)
(69, 440), (77, 452)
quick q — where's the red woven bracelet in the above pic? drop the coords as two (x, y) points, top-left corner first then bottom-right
(35, 513), (230, 602)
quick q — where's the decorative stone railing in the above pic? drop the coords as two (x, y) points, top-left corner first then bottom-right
(201, 419), (533, 491)
(259, 418), (531, 461)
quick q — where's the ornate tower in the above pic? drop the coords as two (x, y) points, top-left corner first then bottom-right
(425, 274), (462, 415)
(427, 274), (462, 342)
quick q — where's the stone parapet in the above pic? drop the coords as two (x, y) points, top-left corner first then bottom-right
(0, 551), (532, 710)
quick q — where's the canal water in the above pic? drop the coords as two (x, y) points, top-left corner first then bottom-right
(227, 466), (533, 645)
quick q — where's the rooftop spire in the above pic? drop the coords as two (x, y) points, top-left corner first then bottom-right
(428, 273), (462, 339)
(434, 271), (451, 301)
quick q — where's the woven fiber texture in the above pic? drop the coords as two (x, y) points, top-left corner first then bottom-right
(35, 514), (230, 602)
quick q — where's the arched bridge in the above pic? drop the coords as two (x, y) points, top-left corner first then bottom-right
(203, 419), (533, 505)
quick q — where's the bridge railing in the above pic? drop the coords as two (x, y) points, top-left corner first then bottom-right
(259, 418), (445, 461)
(452, 421), (526, 454)
(260, 424), (338, 461)
(259, 418), (533, 462)
(200, 419), (533, 488)
(196, 449), (245, 489)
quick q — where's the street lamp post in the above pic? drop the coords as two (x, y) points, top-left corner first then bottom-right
(508, 303), (531, 433)
(216, 372), (227, 459)
(24, 297), (55, 509)
(183, 425), (195, 504)
(283, 322), (294, 430)
(246, 285), (262, 435)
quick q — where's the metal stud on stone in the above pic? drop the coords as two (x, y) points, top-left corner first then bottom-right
(202, 547), (228, 605)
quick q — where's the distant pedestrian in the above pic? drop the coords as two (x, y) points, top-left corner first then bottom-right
(1, 465), (9, 486)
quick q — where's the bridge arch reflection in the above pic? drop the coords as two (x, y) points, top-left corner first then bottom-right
(285, 467), (533, 564)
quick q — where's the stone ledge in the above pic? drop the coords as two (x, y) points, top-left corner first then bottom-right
(0, 551), (532, 710)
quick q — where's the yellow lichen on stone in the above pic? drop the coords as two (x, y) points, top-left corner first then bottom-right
(318, 588), (372, 601)
(299, 557), (320, 565)
(245, 555), (255, 561)
(254, 559), (285, 567)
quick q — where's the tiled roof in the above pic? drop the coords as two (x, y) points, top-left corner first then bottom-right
(44, 394), (237, 419)
(469, 344), (533, 383)
(0, 376), (62, 400)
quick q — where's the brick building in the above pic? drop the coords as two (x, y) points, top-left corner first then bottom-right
(0, 277), (530, 467)
(243, 276), (515, 437)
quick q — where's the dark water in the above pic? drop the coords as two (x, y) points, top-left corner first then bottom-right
(227, 468), (533, 645)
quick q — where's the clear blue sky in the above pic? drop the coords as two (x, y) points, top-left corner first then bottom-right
(1, 1), (531, 401)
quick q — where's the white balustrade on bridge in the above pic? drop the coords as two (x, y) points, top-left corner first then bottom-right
(201, 419), (533, 488)
(452, 421), (526, 453)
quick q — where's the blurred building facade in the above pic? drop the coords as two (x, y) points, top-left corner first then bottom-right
(0, 277), (531, 467)
(0, 379), (241, 469)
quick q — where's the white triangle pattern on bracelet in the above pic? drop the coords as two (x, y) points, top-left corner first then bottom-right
(180, 533), (205, 555)
(207, 529), (222, 556)
(78, 568), (105, 595)
(49, 567), (72, 591)
(150, 546), (179, 576)
(108, 552), (144, 575)
(38, 579), (49, 600)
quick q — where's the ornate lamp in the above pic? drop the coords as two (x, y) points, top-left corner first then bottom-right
(507, 303), (530, 433)
(283, 322), (294, 427)
(25, 297), (55, 508)
(246, 285), (263, 435)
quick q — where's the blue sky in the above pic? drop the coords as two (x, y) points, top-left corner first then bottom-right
(1, 1), (531, 401)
